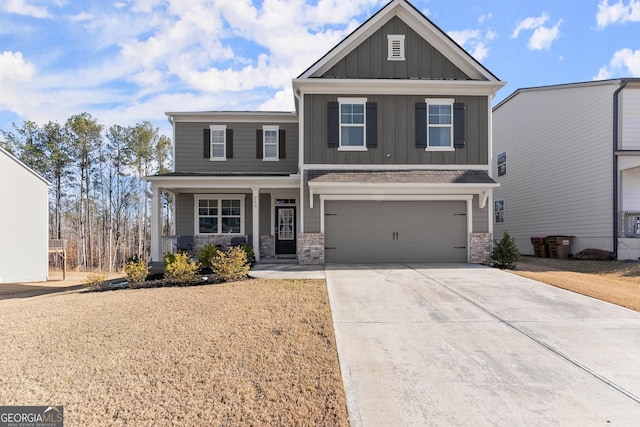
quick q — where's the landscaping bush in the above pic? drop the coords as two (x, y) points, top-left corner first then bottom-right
(241, 243), (255, 266)
(211, 246), (250, 280)
(491, 231), (520, 269)
(125, 256), (149, 284)
(198, 243), (219, 268)
(83, 273), (108, 286)
(165, 252), (200, 283)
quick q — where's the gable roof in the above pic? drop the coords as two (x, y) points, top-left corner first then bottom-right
(298, 0), (500, 82)
(0, 146), (50, 186)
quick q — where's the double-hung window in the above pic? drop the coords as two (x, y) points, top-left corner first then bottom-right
(263, 125), (279, 160)
(338, 97), (367, 150)
(210, 125), (226, 160)
(196, 195), (245, 234)
(426, 98), (454, 150)
(494, 199), (505, 224)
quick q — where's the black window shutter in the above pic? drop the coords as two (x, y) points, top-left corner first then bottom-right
(454, 102), (465, 148)
(279, 129), (286, 159)
(226, 129), (233, 158)
(256, 129), (263, 159)
(327, 101), (339, 147)
(203, 128), (210, 158)
(415, 103), (427, 148)
(366, 102), (377, 148)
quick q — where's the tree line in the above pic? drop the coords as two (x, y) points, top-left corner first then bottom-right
(0, 113), (172, 272)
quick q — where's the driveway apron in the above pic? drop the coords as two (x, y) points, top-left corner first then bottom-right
(325, 263), (640, 426)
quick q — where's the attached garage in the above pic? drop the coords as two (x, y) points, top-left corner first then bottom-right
(324, 200), (467, 263)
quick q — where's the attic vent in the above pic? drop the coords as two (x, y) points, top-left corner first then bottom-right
(387, 34), (405, 61)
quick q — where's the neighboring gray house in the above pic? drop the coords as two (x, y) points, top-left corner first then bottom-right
(147, 0), (504, 264)
(0, 146), (50, 283)
(493, 79), (640, 260)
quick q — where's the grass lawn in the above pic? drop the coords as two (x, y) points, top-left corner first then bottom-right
(0, 279), (349, 426)
(511, 256), (640, 312)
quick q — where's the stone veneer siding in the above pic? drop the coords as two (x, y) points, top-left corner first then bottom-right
(260, 235), (274, 258)
(297, 233), (324, 265)
(470, 233), (492, 264)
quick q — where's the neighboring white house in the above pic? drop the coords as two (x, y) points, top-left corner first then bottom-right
(493, 79), (640, 260)
(0, 146), (50, 283)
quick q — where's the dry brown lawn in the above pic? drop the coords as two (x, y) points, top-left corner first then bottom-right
(0, 279), (349, 426)
(512, 256), (640, 312)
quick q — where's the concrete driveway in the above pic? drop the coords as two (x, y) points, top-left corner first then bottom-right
(325, 263), (640, 426)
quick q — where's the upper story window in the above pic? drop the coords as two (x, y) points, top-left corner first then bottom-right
(210, 125), (226, 160)
(263, 125), (279, 161)
(426, 98), (454, 151)
(338, 97), (367, 151)
(387, 35), (405, 61)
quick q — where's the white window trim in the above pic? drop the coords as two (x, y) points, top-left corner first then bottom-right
(194, 194), (246, 235)
(337, 97), (368, 152)
(425, 98), (455, 152)
(209, 125), (227, 161)
(387, 34), (405, 61)
(262, 125), (279, 161)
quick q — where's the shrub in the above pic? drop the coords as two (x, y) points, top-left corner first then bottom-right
(164, 252), (200, 283)
(198, 243), (219, 268)
(83, 272), (108, 286)
(491, 231), (520, 269)
(125, 257), (149, 284)
(241, 243), (255, 265)
(211, 246), (250, 280)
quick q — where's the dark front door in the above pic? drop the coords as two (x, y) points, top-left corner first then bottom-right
(275, 206), (296, 254)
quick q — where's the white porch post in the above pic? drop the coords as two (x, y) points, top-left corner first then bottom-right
(252, 186), (261, 262)
(150, 184), (162, 262)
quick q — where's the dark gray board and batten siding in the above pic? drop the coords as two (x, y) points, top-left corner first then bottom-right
(304, 94), (488, 165)
(317, 16), (472, 81)
(174, 122), (299, 174)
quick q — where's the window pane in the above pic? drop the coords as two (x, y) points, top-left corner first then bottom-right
(212, 144), (225, 158)
(222, 199), (241, 215)
(429, 127), (451, 147)
(264, 130), (277, 144)
(211, 129), (225, 144)
(265, 144), (277, 158)
(341, 103), (364, 124)
(429, 105), (451, 125)
(341, 127), (364, 147)
(221, 217), (241, 233)
(199, 217), (218, 233)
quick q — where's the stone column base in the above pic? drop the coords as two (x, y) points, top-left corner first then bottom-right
(297, 233), (324, 265)
(470, 233), (492, 264)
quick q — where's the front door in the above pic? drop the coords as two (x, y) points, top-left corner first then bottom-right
(275, 206), (296, 255)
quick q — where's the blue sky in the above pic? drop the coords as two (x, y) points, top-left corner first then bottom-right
(1, 0), (639, 138)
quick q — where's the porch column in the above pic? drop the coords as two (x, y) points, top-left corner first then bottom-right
(150, 183), (162, 263)
(252, 186), (261, 262)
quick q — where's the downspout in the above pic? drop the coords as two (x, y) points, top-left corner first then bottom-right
(294, 88), (305, 234)
(612, 80), (628, 258)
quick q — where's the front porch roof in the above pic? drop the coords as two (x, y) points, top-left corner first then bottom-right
(144, 172), (301, 192)
(307, 170), (499, 208)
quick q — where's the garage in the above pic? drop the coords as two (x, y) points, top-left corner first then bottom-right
(324, 200), (468, 263)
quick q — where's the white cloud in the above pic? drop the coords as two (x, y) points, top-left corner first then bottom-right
(1, 0), (52, 18)
(596, 0), (640, 29)
(528, 19), (562, 50)
(595, 48), (640, 79)
(512, 12), (562, 51)
(512, 13), (549, 38)
(448, 27), (496, 62)
(0, 51), (35, 81)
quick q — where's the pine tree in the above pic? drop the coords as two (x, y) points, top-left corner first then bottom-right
(491, 231), (520, 269)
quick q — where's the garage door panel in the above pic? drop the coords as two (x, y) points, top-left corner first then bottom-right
(325, 201), (467, 263)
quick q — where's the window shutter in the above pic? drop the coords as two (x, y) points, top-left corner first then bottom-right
(226, 129), (233, 158)
(415, 102), (427, 148)
(366, 102), (377, 148)
(256, 129), (263, 159)
(279, 129), (286, 159)
(203, 128), (210, 158)
(327, 101), (339, 147)
(454, 102), (465, 148)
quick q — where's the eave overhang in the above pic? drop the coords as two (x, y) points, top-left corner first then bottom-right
(144, 173), (301, 192)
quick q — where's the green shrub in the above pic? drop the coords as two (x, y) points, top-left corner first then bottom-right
(491, 231), (520, 270)
(211, 246), (250, 280)
(164, 252), (200, 283)
(83, 272), (108, 286)
(241, 243), (255, 265)
(198, 243), (219, 268)
(125, 257), (149, 284)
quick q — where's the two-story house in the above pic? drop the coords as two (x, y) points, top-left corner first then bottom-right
(146, 0), (505, 265)
(493, 79), (640, 260)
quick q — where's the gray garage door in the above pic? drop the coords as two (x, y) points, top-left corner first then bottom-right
(324, 201), (467, 263)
